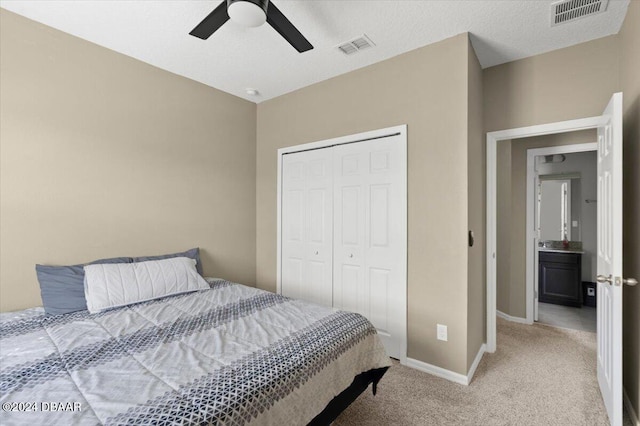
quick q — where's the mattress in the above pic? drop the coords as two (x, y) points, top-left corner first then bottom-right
(0, 279), (390, 425)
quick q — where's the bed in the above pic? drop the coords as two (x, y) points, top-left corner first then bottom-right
(0, 278), (390, 425)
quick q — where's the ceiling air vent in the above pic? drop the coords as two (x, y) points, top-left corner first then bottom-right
(337, 35), (375, 55)
(551, 0), (609, 26)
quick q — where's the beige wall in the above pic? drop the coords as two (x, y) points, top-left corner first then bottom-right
(496, 141), (512, 315)
(620, 0), (640, 418)
(484, 35), (620, 133)
(0, 10), (257, 312)
(257, 34), (476, 374)
(497, 130), (596, 319)
(467, 39), (486, 369)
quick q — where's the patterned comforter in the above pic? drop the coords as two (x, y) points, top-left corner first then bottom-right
(0, 279), (390, 425)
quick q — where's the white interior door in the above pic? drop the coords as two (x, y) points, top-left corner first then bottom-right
(332, 135), (407, 359)
(281, 149), (333, 307)
(596, 92), (623, 426)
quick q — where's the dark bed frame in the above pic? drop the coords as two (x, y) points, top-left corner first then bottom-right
(308, 367), (389, 425)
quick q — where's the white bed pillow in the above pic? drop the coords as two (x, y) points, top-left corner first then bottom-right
(83, 257), (209, 314)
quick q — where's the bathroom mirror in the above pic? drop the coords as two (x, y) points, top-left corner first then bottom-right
(537, 173), (580, 241)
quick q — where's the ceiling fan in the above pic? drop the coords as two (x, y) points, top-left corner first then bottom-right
(190, 0), (313, 53)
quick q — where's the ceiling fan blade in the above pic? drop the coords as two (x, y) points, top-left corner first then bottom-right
(190, 1), (229, 40)
(266, 1), (313, 53)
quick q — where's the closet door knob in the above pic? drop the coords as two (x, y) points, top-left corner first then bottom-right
(314, 251), (319, 255)
(349, 254), (354, 258)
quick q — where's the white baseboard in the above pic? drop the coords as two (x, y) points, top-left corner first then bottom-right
(624, 387), (640, 426)
(404, 344), (486, 386)
(496, 310), (529, 324)
(467, 343), (486, 384)
(404, 357), (469, 385)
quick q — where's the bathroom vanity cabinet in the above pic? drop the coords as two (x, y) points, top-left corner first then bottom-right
(538, 250), (583, 307)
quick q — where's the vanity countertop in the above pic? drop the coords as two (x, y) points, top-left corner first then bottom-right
(538, 248), (584, 254)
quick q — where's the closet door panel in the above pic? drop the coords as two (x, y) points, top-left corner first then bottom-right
(340, 186), (360, 245)
(307, 260), (328, 306)
(281, 149), (333, 307)
(333, 148), (366, 315)
(281, 156), (305, 301)
(370, 185), (390, 247)
(369, 267), (390, 332)
(283, 259), (303, 300)
(333, 136), (405, 359)
(286, 190), (304, 241)
(306, 152), (333, 307)
(338, 265), (360, 313)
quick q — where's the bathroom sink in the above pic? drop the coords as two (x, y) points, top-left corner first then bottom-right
(538, 248), (584, 254)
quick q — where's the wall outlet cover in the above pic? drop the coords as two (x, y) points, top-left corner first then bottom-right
(437, 324), (448, 341)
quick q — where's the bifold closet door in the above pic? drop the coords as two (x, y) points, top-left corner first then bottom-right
(333, 135), (406, 359)
(281, 148), (333, 307)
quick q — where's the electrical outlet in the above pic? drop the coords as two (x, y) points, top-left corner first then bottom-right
(437, 324), (448, 341)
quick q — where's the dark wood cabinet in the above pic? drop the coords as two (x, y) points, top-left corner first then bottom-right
(538, 251), (582, 307)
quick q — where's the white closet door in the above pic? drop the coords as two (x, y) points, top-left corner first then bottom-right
(333, 135), (407, 359)
(281, 149), (333, 307)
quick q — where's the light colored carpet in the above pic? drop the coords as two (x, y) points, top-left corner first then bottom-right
(335, 318), (632, 425)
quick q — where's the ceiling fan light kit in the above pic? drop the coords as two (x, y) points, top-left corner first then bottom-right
(190, 0), (313, 53)
(227, 0), (267, 27)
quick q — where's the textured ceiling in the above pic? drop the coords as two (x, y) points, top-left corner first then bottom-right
(0, 0), (630, 103)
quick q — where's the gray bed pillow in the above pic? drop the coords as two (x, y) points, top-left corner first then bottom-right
(36, 257), (132, 316)
(132, 248), (203, 276)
